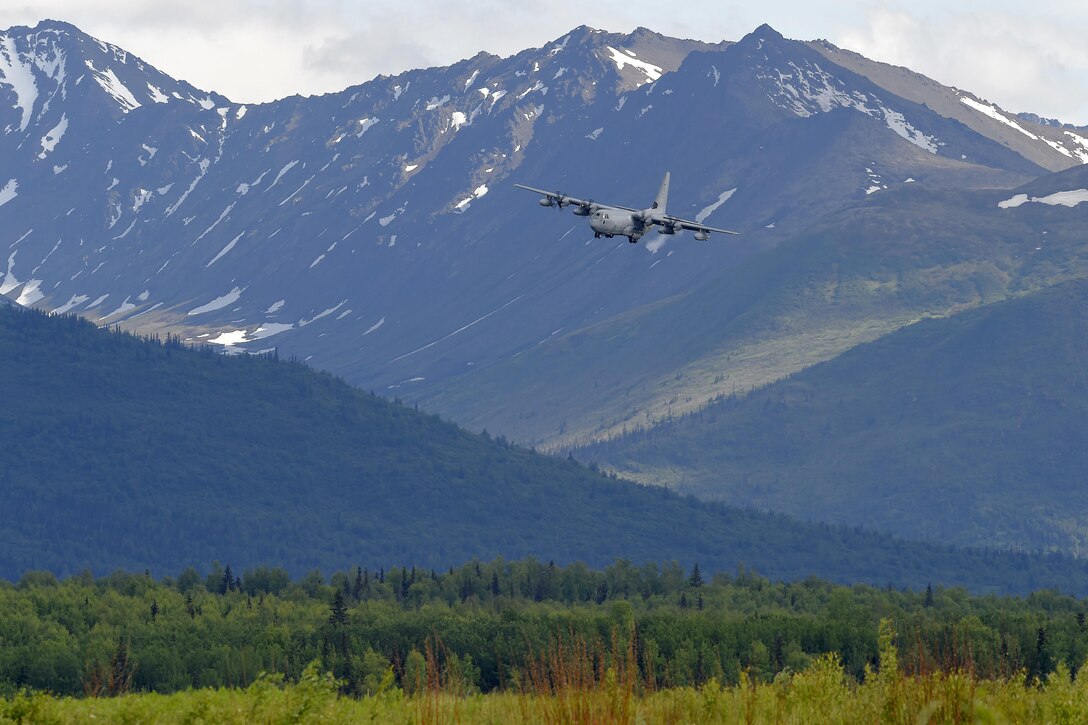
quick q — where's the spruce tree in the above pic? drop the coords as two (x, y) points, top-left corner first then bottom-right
(329, 590), (348, 627)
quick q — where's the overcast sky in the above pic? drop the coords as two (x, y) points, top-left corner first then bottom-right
(3, 0), (1087, 124)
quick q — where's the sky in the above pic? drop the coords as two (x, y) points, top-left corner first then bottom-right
(3, 0), (1087, 124)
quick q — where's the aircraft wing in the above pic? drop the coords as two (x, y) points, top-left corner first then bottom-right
(656, 215), (739, 236)
(513, 184), (639, 213)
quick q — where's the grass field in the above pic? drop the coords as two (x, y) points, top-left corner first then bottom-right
(4, 646), (1086, 724)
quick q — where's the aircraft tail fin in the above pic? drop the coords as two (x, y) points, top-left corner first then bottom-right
(652, 171), (670, 214)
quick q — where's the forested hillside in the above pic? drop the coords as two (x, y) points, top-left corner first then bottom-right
(3, 304), (1088, 593)
(580, 280), (1088, 553)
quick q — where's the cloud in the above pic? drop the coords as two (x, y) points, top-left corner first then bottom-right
(839, 6), (1088, 124)
(0, 1), (617, 102)
(3, 1), (1085, 125)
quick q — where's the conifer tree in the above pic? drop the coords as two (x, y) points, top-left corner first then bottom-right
(329, 590), (347, 627)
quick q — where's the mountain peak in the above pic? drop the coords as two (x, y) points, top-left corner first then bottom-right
(0, 18), (226, 135)
(749, 23), (785, 40)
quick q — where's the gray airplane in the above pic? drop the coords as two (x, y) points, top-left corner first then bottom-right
(514, 172), (738, 243)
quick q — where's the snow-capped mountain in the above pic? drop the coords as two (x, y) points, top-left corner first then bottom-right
(2, 20), (1086, 443)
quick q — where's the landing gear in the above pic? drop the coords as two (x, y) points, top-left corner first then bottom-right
(594, 232), (601, 238)
(627, 236), (639, 243)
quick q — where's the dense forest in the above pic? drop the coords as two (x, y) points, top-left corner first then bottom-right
(2, 558), (1086, 699)
(579, 280), (1088, 554)
(4, 303), (1088, 593)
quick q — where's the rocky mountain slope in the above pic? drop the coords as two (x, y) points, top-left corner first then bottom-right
(3, 21), (1085, 450)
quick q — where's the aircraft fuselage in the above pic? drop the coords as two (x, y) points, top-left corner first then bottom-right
(590, 208), (646, 242)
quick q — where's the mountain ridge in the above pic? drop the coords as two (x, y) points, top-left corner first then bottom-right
(5, 301), (1088, 595)
(2, 19), (1086, 450)
(576, 279), (1088, 554)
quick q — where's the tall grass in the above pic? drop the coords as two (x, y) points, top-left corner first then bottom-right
(4, 620), (1088, 723)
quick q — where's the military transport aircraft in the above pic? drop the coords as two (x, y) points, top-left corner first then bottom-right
(514, 172), (738, 243)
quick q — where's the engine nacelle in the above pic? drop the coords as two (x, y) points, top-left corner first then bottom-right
(660, 224), (676, 235)
(572, 205), (590, 216)
(694, 230), (709, 241)
(539, 197), (554, 207)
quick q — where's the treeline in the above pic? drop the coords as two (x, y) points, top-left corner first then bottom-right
(2, 558), (1087, 698)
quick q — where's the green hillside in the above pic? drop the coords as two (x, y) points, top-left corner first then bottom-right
(580, 279), (1088, 553)
(421, 166), (1088, 449)
(3, 303), (1088, 594)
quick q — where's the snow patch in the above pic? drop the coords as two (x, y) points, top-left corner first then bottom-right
(363, 317), (385, 335)
(265, 299), (286, 314)
(193, 202), (236, 242)
(188, 287), (245, 316)
(266, 160), (300, 190)
(998, 189), (1088, 208)
(102, 298), (136, 320)
(251, 322), (293, 340)
(960, 96), (1038, 140)
(356, 117), (379, 137)
(52, 294), (89, 315)
(16, 279), (43, 306)
(131, 188), (153, 213)
(695, 189), (737, 223)
(206, 231), (244, 267)
(208, 330), (250, 346)
(165, 158), (211, 216)
(138, 143), (157, 165)
(0, 179), (17, 207)
(882, 108), (937, 153)
(604, 47), (662, 86)
(85, 61), (141, 112)
(761, 59), (938, 153)
(425, 94), (451, 111)
(298, 299), (347, 326)
(0, 251), (21, 294)
(38, 114), (68, 159)
(0, 36), (39, 131)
